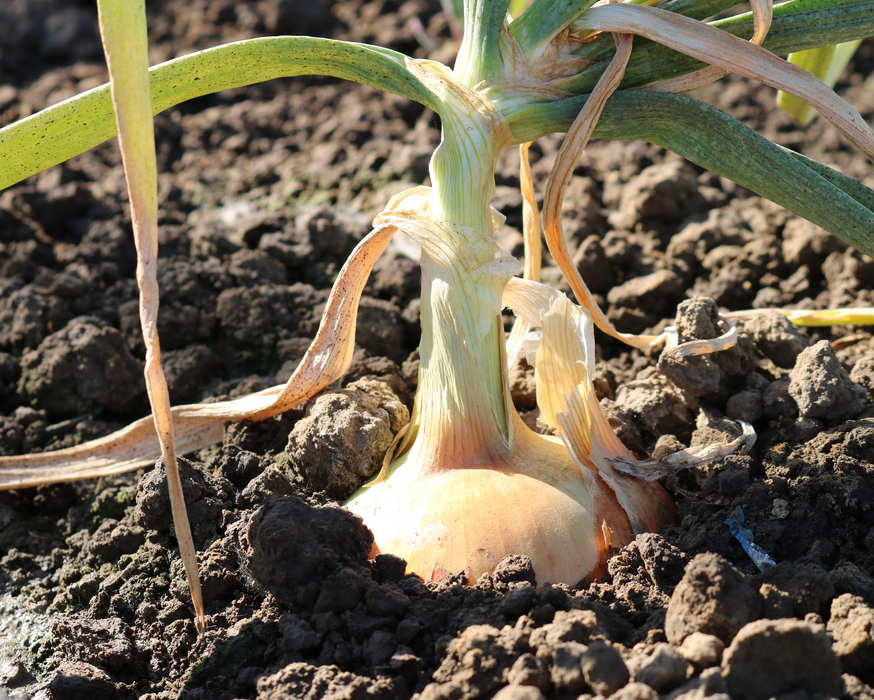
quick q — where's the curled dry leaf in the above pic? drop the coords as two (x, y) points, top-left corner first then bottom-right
(574, 3), (874, 160)
(542, 31), (667, 349)
(643, 0), (774, 93)
(0, 214), (400, 489)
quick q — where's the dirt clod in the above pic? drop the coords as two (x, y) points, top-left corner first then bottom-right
(828, 593), (874, 684)
(17, 317), (144, 416)
(676, 632), (724, 672)
(49, 661), (119, 700)
(632, 642), (689, 692)
(722, 618), (844, 700)
(242, 495), (373, 608)
(789, 340), (867, 420)
(256, 661), (403, 700)
(285, 386), (406, 499)
(665, 553), (760, 645)
(581, 641), (629, 696)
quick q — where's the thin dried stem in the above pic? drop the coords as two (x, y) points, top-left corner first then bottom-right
(241, 223), (397, 422)
(727, 306), (874, 327)
(611, 421), (756, 480)
(663, 315), (738, 358)
(519, 142), (542, 284)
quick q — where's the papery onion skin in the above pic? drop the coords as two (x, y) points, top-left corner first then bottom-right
(347, 411), (675, 585)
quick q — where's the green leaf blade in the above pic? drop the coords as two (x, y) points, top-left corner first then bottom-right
(510, 90), (874, 257)
(0, 37), (436, 191)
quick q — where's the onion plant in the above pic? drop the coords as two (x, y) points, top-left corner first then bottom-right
(1, 0), (873, 630)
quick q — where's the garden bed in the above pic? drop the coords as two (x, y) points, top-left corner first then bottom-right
(1, 1), (874, 699)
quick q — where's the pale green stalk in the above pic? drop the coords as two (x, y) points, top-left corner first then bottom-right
(408, 55), (515, 450)
(778, 40), (862, 124)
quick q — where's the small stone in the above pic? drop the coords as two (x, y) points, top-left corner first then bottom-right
(722, 618), (843, 700)
(665, 553), (760, 645)
(677, 632), (725, 672)
(771, 499), (789, 519)
(633, 642), (689, 692)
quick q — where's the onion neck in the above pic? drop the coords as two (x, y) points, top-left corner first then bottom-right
(406, 93), (516, 469)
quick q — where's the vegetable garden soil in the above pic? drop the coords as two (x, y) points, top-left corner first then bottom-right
(2, 1), (874, 699)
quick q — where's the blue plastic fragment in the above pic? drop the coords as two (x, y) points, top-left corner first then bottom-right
(725, 507), (776, 571)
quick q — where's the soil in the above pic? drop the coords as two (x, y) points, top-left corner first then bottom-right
(1, 1), (874, 699)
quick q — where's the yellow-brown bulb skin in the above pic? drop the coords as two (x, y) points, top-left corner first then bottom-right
(347, 412), (675, 585)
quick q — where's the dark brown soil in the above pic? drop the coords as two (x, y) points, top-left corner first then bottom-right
(2, 2), (874, 699)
